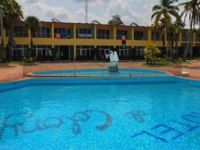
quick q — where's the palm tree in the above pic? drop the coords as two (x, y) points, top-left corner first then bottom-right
(158, 18), (166, 55)
(2, 0), (23, 61)
(24, 16), (41, 57)
(173, 21), (185, 58)
(151, 0), (180, 59)
(151, 23), (156, 43)
(186, 27), (198, 58)
(0, 0), (11, 46)
(178, 0), (200, 61)
(168, 21), (185, 60)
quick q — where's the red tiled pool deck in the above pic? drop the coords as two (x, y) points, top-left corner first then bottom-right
(0, 60), (200, 83)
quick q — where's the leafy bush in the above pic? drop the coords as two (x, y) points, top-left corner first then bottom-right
(144, 43), (161, 64)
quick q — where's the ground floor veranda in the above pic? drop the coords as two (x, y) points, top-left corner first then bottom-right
(5, 44), (200, 62)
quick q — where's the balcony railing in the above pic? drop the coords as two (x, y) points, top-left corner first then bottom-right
(14, 32), (28, 37)
(97, 34), (114, 39)
(134, 36), (148, 40)
(116, 35), (132, 40)
(55, 33), (73, 39)
(151, 36), (162, 41)
(76, 34), (94, 39)
(33, 33), (51, 38)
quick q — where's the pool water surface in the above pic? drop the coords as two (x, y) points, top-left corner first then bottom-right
(0, 77), (200, 150)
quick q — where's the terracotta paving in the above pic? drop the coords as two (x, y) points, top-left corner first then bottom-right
(0, 60), (200, 83)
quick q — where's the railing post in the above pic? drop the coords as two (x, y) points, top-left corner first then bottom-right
(181, 59), (183, 74)
(74, 60), (76, 77)
(47, 61), (49, 77)
(35, 60), (36, 77)
(156, 61), (157, 76)
(143, 64), (144, 77)
(129, 60), (132, 77)
(23, 60), (25, 76)
(88, 61), (89, 77)
(168, 61), (171, 76)
(60, 61), (62, 77)
(102, 61), (103, 77)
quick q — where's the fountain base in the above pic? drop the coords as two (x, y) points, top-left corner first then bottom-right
(108, 62), (118, 72)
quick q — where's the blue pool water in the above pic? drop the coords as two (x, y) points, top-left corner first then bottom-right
(34, 68), (168, 77)
(0, 77), (200, 150)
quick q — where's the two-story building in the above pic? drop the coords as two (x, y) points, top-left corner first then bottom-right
(1, 21), (200, 61)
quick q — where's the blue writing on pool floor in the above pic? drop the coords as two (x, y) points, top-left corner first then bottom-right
(132, 111), (200, 143)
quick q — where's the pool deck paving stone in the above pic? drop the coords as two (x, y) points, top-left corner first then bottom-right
(0, 60), (200, 83)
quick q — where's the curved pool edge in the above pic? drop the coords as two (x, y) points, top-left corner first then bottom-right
(0, 76), (200, 93)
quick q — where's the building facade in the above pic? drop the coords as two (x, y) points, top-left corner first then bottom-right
(1, 21), (200, 61)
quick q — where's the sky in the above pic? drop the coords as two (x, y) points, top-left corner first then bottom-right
(16, 0), (188, 27)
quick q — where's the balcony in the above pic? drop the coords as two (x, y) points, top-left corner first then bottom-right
(14, 32), (28, 37)
(97, 34), (113, 39)
(134, 36), (148, 40)
(55, 33), (73, 39)
(76, 34), (94, 39)
(116, 35), (132, 40)
(33, 33), (51, 38)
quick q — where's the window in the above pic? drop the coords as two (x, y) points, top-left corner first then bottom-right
(182, 33), (187, 41)
(76, 29), (92, 38)
(196, 34), (200, 42)
(151, 32), (160, 41)
(11, 45), (28, 57)
(13, 26), (28, 37)
(116, 30), (127, 39)
(97, 29), (110, 39)
(33, 27), (50, 38)
(134, 31), (148, 40)
(54, 28), (71, 38)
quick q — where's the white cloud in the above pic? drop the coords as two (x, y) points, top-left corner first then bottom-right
(15, 0), (191, 27)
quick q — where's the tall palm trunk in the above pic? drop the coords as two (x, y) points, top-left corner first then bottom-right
(29, 33), (33, 57)
(183, 24), (192, 61)
(8, 26), (13, 61)
(0, 8), (3, 46)
(175, 33), (178, 59)
(170, 32), (174, 61)
(190, 33), (193, 58)
(162, 34), (165, 56)
(8, 26), (16, 61)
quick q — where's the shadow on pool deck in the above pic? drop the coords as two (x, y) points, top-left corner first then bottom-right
(0, 60), (200, 83)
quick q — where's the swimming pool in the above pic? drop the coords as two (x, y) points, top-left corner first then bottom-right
(33, 68), (168, 77)
(0, 77), (200, 150)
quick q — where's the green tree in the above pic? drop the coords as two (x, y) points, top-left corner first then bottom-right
(145, 43), (161, 64)
(0, 0), (15, 46)
(158, 18), (166, 53)
(168, 21), (185, 60)
(108, 15), (124, 25)
(151, 0), (180, 58)
(24, 16), (41, 57)
(178, 0), (200, 61)
(3, 0), (23, 61)
(186, 27), (198, 58)
(173, 21), (185, 59)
